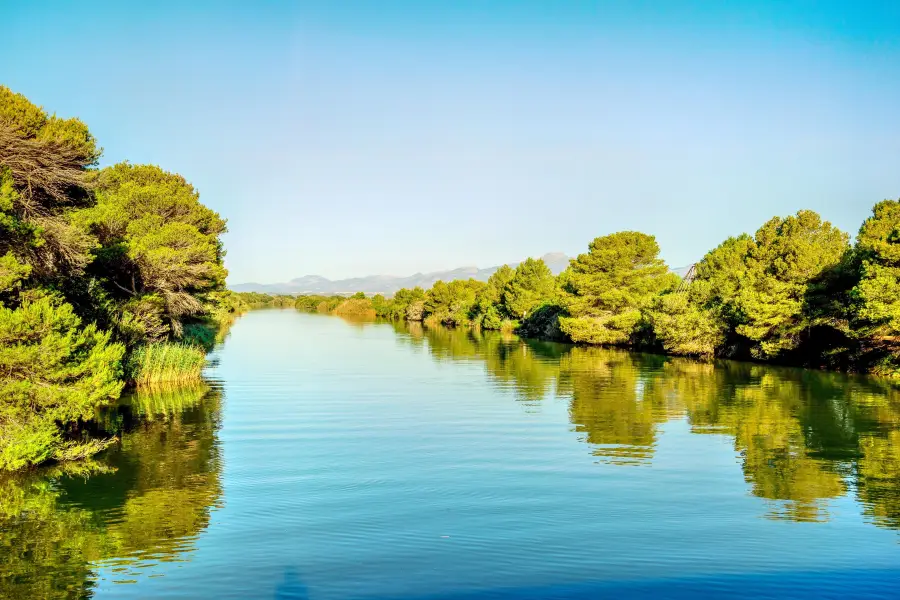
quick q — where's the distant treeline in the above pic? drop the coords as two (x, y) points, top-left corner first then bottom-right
(245, 203), (900, 379)
(0, 87), (248, 470)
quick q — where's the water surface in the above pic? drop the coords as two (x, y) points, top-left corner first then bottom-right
(3, 309), (900, 598)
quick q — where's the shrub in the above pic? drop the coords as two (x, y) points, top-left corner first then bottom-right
(333, 298), (376, 318)
(0, 295), (124, 470)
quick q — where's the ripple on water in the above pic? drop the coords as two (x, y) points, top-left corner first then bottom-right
(4, 310), (900, 599)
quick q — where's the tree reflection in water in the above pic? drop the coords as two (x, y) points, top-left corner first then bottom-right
(402, 322), (900, 530)
(0, 383), (223, 598)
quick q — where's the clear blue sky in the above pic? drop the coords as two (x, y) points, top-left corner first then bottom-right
(4, 1), (899, 283)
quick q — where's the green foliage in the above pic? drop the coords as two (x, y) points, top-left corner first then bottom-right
(0, 86), (233, 470)
(0, 252), (30, 294)
(648, 291), (725, 357)
(76, 163), (228, 340)
(0, 383), (223, 597)
(181, 322), (218, 351)
(518, 303), (568, 341)
(558, 231), (670, 345)
(852, 200), (900, 335)
(424, 278), (486, 326)
(0, 88), (98, 285)
(652, 211), (851, 362)
(388, 287), (425, 320)
(734, 210), (849, 359)
(474, 265), (515, 328)
(504, 258), (555, 319)
(371, 293), (389, 316)
(0, 295), (124, 470)
(0, 86), (47, 137)
(480, 304), (504, 330)
(850, 199), (900, 377)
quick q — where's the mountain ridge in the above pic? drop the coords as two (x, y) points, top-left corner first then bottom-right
(231, 252), (572, 295)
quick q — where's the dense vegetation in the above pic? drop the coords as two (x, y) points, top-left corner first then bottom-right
(285, 203), (900, 379)
(0, 87), (243, 470)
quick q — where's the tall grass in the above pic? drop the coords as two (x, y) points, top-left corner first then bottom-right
(127, 343), (207, 387)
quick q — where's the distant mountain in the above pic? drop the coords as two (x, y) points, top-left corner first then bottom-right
(231, 252), (573, 296)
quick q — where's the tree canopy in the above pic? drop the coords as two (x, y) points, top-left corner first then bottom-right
(558, 231), (670, 345)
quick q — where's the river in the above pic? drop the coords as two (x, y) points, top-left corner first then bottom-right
(3, 308), (900, 599)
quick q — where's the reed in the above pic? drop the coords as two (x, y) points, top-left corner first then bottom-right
(127, 343), (207, 387)
(333, 298), (376, 318)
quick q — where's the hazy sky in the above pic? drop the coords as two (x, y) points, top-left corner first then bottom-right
(4, 1), (899, 283)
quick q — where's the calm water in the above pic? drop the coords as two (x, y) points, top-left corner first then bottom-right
(4, 309), (900, 599)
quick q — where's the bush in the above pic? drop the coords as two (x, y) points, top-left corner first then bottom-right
(0, 295), (125, 470)
(333, 298), (376, 318)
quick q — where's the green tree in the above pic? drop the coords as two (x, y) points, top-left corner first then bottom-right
(0, 86), (99, 287)
(379, 287), (425, 320)
(558, 231), (669, 345)
(735, 210), (849, 359)
(647, 236), (754, 358)
(504, 257), (555, 319)
(474, 265), (515, 329)
(648, 290), (725, 357)
(424, 279), (485, 326)
(371, 293), (389, 316)
(652, 213), (850, 362)
(850, 199), (900, 376)
(0, 295), (124, 470)
(75, 163), (228, 340)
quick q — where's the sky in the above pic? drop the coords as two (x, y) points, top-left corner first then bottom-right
(3, 1), (899, 284)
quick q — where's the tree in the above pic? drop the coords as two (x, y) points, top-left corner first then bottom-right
(652, 213), (850, 362)
(377, 287), (425, 320)
(424, 279), (485, 326)
(0, 86), (99, 286)
(474, 265), (515, 329)
(850, 199), (900, 376)
(734, 210), (848, 359)
(648, 236), (754, 358)
(75, 163), (228, 339)
(648, 291), (725, 357)
(0, 294), (124, 470)
(503, 257), (555, 319)
(558, 231), (669, 345)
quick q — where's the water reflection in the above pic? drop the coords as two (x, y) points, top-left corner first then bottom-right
(0, 383), (223, 598)
(400, 322), (900, 530)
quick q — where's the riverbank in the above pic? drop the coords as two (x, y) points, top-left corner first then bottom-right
(272, 203), (900, 380)
(0, 87), (239, 471)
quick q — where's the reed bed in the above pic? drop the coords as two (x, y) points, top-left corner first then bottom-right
(333, 298), (376, 318)
(127, 343), (207, 387)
